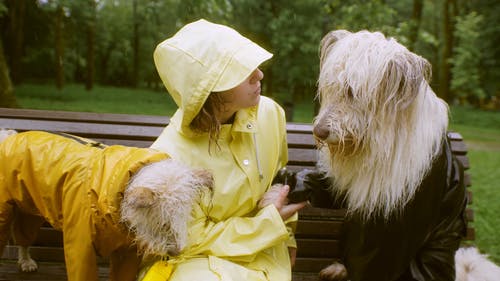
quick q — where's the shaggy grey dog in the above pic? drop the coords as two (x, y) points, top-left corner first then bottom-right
(313, 30), (499, 281)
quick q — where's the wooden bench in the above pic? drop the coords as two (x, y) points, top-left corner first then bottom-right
(0, 107), (474, 281)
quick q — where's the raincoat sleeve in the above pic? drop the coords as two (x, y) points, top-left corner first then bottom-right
(188, 201), (290, 263)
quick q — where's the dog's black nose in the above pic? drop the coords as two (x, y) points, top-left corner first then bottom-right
(313, 124), (330, 140)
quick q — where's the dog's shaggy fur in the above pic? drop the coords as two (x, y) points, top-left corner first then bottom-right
(455, 247), (500, 281)
(313, 30), (500, 281)
(315, 30), (448, 219)
(0, 130), (212, 281)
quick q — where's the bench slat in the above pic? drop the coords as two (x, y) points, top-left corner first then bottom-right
(296, 239), (340, 258)
(0, 107), (169, 126)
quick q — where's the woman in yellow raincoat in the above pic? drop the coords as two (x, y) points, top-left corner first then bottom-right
(143, 19), (307, 281)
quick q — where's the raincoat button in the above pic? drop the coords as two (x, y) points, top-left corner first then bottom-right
(243, 159), (250, 166)
(246, 123), (253, 129)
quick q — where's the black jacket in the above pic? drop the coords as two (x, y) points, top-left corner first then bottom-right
(276, 137), (468, 281)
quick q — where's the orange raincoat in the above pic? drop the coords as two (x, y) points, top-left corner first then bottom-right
(0, 131), (167, 281)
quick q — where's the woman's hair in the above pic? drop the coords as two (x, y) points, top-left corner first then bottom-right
(190, 92), (227, 151)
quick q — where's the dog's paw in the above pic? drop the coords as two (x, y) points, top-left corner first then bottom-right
(319, 262), (348, 281)
(18, 258), (38, 272)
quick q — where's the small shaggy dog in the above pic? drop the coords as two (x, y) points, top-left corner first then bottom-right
(311, 30), (500, 281)
(0, 129), (212, 281)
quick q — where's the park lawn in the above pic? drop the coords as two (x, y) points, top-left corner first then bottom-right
(449, 122), (500, 263)
(13, 83), (500, 263)
(14, 83), (177, 116)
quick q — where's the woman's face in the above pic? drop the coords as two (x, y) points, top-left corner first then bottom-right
(221, 68), (264, 113)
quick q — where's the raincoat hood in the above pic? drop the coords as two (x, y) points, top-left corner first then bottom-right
(153, 19), (272, 134)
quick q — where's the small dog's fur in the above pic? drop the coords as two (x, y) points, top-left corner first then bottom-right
(0, 130), (212, 281)
(313, 30), (500, 281)
(455, 247), (500, 281)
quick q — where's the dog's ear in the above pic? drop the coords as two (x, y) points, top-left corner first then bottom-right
(125, 187), (156, 208)
(383, 52), (432, 111)
(319, 30), (351, 68)
(319, 30), (351, 67)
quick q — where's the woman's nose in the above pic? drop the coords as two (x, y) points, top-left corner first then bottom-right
(250, 69), (264, 83)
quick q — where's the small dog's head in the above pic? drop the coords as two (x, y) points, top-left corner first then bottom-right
(120, 158), (213, 258)
(314, 30), (432, 156)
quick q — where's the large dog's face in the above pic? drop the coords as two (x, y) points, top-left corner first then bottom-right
(313, 30), (432, 157)
(312, 30), (448, 219)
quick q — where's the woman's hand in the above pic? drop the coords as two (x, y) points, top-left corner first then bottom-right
(258, 184), (308, 220)
(288, 247), (297, 267)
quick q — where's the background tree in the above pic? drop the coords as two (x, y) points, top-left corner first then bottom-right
(451, 12), (485, 105)
(0, 38), (17, 107)
(85, 0), (96, 90)
(0, 2), (17, 107)
(438, 0), (457, 102)
(0, 0), (17, 107)
(1, 0), (498, 109)
(54, 3), (65, 89)
(408, 0), (423, 51)
(3, 0), (27, 85)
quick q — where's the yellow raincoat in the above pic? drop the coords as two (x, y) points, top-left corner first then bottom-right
(0, 131), (167, 281)
(148, 19), (296, 281)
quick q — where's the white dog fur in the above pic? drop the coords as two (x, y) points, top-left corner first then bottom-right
(316, 30), (448, 219)
(314, 30), (500, 281)
(455, 247), (500, 281)
(0, 129), (212, 280)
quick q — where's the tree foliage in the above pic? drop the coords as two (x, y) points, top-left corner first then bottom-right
(451, 12), (485, 104)
(0, 0), (498, 109)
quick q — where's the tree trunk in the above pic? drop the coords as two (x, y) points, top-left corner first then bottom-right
(408, 0), (423, 51)
(54, 5), (65, 90)
(132, 0), (140, 88)
(438, 0), (455, 102)
(0, 39), (18, 107)
(5, 0), (26, 84)
(85, 0), (96, 91)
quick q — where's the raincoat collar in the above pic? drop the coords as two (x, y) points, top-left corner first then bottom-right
(170, 103), (259, 137)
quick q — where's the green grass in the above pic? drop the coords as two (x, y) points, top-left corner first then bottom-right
(12, 83), (500, 263)
(449, 106), (500, 263)
(14, 83), (177, 116)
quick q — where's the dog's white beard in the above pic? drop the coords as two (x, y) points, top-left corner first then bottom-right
(316, 31), (449, 219)
(120, 159), (209, 257)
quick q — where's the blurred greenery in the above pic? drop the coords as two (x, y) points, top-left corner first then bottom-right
(2, 0), (499, 109)
(15, 83), (177, 116)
